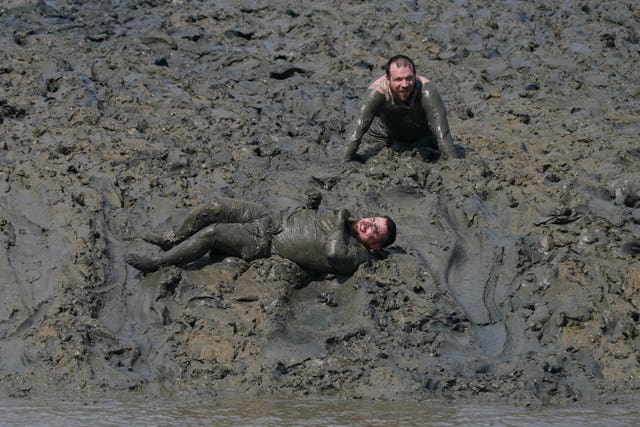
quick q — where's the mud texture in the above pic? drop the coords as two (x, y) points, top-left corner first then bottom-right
(1, 0), (639, 406)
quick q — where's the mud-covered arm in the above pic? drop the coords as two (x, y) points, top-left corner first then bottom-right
(326, 209), (372, 275)
(344, 89), (385, 161)
(421, 81), (461, 160)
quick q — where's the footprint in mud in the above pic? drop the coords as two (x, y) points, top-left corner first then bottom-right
(620, 240), (640, 256)
(627, 148), (640, 159)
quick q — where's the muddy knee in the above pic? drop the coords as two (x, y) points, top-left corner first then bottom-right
(198, 224), (219, 242)
(175, 202), (224, 240)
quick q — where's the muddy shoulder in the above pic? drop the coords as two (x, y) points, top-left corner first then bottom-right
(0, 1), (639, 406)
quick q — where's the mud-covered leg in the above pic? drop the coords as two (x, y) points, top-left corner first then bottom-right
(172, 197), (268, 243)
(143, 197), (269, 250)
(128, 225), (220, 273)
(128, 222), (268, 273)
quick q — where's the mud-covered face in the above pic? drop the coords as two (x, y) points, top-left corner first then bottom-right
(387, 61), (416, 104)
(353, 217), (389, 250)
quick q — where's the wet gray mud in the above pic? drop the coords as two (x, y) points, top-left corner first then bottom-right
(1, 0), (639, 406)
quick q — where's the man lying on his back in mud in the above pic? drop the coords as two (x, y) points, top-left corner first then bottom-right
(125, 193), (396, 276)
(344, 54), (462, 163)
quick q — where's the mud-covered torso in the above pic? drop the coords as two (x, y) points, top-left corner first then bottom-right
(370, 75), (431, 143)
(271, 208), (367, 273)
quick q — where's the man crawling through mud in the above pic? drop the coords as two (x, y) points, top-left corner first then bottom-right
(125, 193), (396, 276)
(344, 54), (462, 163)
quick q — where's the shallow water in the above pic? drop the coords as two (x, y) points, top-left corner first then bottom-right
(1, 396), (639, 427)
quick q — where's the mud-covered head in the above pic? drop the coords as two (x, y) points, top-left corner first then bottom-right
(384, 54), (416, 77)
(352, 216), (396, 250)
(385, 55), (417, 105)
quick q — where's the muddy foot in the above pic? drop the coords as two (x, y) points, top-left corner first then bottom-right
(141, 231), (176, 251)
(621, 240), (640, 256)
(125, 253), (160, 273)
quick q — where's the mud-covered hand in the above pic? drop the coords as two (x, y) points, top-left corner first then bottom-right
(344, 142), (364, 163)
(328, 209), (351, 259)
(336, 208), (351, 224)
(440, 143), (463, 161)
(305, 190), (322, 210)
(327, 208), (372, 275)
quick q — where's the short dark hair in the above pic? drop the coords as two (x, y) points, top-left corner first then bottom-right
(385, 55), (416, 77)
(380, 216), (397, 248)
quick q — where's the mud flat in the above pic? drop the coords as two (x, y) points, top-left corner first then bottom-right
(1, 0), (639, 406)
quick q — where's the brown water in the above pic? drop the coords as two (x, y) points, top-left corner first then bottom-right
(1, 397), (639, 426)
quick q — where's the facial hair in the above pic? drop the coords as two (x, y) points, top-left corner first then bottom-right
(391, 84), (415, 105)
